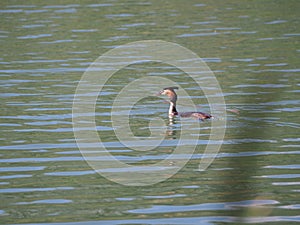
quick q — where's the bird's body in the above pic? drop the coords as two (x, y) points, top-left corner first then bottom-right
(158, 87), (212, 121)
(178, 111), (212, 120)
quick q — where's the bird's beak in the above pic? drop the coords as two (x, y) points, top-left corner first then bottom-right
(156, 90), (164, 96)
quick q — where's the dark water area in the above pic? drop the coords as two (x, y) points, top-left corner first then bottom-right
(1, 0), (299, 224)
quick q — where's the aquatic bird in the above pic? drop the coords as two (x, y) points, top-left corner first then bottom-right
(158, 87), (212, 121)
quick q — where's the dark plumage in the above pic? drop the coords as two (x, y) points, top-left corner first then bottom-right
(179, 111), (212, 120)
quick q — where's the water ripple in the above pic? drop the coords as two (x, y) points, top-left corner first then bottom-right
(0, 187), (74, 193)
(0, 166), (46, 172)
(15, 199), (72, 205)
(128, 199), (279, 214)
(264, 164), (300, 169)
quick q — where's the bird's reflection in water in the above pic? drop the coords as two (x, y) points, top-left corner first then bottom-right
(164, 116), (179, 139)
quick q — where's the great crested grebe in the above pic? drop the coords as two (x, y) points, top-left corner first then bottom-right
(158, 87), (212, 121)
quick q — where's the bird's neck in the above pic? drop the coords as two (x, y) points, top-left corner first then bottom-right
(169, 101), (178, 116)
(169, 92), (177, 103)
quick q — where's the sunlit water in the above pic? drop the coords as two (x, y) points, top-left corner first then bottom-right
(1, 0), (299, 224)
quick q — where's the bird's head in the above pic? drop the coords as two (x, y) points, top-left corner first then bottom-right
(157, 87), (178, 103)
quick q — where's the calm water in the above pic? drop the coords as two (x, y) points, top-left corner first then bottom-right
(1, 0), (300, 224)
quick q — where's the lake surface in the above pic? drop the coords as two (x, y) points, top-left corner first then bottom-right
(1, 0), (300, 224)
